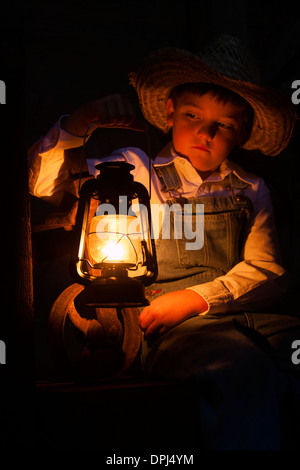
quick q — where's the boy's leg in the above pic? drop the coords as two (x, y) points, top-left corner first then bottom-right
(141, 313), (290, 449)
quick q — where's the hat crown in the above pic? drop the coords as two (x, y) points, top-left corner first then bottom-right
(198, 34), (261, 84)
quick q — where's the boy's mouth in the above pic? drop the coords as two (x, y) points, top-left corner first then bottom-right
(192, 145), (209, 152)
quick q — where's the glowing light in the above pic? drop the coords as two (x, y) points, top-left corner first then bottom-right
(87, 215), (141, 267)
(100, 239), (126, 262)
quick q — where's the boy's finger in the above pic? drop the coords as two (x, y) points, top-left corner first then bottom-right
(139, 307), (152, 330)
(144, 320), (160, 338)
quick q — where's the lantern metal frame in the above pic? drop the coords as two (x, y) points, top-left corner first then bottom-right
(70, 159), (157, 308)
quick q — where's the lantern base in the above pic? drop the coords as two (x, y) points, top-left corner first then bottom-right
(81, 276), (150, 308)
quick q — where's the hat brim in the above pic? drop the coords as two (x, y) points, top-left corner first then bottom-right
(130, 48), (297, 156)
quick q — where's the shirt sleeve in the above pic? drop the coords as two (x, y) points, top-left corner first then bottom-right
(28, 116), (90, 205)
(187, 178), (289, 314)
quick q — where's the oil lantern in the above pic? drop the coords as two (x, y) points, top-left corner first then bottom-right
(71, 161), (157, 307)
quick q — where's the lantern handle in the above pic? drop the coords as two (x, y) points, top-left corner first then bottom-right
(78, 119), (152, 199)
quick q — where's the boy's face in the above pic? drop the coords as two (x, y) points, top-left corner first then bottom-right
(167, 91), (246, 176)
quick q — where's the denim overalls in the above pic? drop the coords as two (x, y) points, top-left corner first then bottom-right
(141, 162), (300, 450)
(145, 162), (253, 299)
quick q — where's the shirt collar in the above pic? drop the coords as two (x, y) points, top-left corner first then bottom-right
(154, 142), (255, 188)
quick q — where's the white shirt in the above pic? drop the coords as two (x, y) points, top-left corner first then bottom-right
(28, 117), (288, 315)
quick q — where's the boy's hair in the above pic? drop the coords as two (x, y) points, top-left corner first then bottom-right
(168, 82), (254, 144)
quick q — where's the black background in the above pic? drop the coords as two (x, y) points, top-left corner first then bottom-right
(0, 0), (299, 455)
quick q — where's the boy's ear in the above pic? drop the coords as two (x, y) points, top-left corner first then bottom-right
(166, 98), (175, 127)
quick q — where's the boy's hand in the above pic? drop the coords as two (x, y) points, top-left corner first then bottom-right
(61, 94), (147, 136)
(139, 290), (208, 338)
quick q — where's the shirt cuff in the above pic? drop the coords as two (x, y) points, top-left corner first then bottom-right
(186, 287), (211, 316)
(186, 280), (236, 315)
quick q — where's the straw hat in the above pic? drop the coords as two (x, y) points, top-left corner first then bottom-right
(130, 35), (297, 156)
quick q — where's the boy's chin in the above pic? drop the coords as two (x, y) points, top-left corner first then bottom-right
(194, 168), (215, 180)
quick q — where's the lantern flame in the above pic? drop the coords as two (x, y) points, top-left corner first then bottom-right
(100, 238), (127, 263)
(87, 215), (142, 268)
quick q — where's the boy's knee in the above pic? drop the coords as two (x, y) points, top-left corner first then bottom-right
(141, 314), (283, 385)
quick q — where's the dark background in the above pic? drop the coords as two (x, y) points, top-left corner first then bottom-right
(0, 0), (299, 452)
(23, 0), (300, 145)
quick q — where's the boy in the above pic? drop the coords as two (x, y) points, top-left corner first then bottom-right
(29, 35), (299, 448)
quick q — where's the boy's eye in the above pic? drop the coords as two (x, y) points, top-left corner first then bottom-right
(218, 122), (233, 129)
(185, 112), (198, 119)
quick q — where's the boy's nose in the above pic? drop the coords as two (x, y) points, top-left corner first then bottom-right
(197, 122), (216, 141)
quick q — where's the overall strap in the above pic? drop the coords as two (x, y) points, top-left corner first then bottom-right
(154, 161), (253, 217)
(154, 161), (182, 192)
(227, 172), (249, 193)
(226, 172), (253, 217)
(154, 161), (250, 195)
